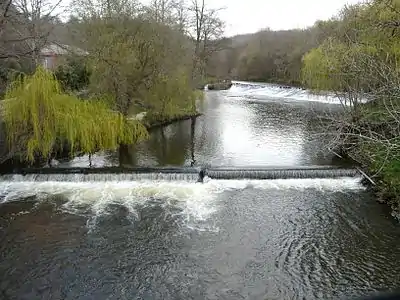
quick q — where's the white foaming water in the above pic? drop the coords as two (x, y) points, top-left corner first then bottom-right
(203, 176), (365, 192)
(0, 177), (365, 230)
(0, 180), (219, 231)
(228, 82), (365, 105)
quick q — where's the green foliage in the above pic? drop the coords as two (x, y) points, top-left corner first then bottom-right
(85, 17), (194, 117)
(301, 46), (336, 90)
(0, 58), (34, 96)
(355, 139), (400, 203)
(146, 70), (198, 115)
(54, 56), (91, 91)
(302, 0), (400, 93)
(143, 73), (202, 127)
(301, 39), (376, 92)
(3, 67), (148, 162)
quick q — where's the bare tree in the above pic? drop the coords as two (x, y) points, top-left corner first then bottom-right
(147, 0), (176, 24)
(187, 0), (225, 82)
(0, 1), (13, 37)
(0, 0), (65, 62)
(172, 0), (188, 33)
(308, 50), (400, 181)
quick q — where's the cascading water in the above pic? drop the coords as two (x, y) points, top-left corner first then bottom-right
(0, 173), (201, 182)
(0, 169), (365, 237)
(228, 81), (359, 105)
(205, 167), (359, 180)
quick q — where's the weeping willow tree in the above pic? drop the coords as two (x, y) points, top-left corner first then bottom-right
(3, 67), (148, 162)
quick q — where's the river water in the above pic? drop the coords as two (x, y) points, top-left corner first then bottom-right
(1, 83), (399, 300)
(57, 82), (347, 168)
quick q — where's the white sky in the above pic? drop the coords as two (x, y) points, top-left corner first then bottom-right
(216, 0), (363, 36)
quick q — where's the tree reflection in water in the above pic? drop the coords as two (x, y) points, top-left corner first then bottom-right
(118, 117), (198, 167)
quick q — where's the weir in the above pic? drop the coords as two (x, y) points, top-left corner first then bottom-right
(0, 166), (361, 182)
(205, 166), (359, 180)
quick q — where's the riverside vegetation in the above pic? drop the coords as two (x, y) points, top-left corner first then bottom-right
(301, 0), (400, 213)
(3, 67), (148, 163)
(0, 0), (220, 165)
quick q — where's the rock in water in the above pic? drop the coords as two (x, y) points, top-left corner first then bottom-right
(207, 80), (233, 91)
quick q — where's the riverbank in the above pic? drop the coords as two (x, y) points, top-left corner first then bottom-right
(337, 101), (400, 216)
(354, 154), (400, 217)
(357, 153), (399, 216)
(142, 111), (202, 130)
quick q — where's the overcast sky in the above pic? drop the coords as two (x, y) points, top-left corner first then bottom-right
(213, 0), (362, 36)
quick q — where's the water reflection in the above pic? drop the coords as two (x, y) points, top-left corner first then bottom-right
(60, 89), (349, 168)
(217, 101), (304, 166)
(118, 119), (195, 167)
(113, 91), (346, 167)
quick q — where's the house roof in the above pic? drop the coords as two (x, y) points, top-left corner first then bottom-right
(40, 43), (88, 56)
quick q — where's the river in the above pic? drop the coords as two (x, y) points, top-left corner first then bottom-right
(0, 82), (399, 299)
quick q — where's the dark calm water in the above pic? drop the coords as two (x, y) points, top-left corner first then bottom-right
(1, 83), (399, 300)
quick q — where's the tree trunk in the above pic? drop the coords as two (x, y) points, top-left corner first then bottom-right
(190, 116), (196, 166)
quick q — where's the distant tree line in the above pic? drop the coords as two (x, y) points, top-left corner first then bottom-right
(205, 28), (318, 86)
(204, 1), (400, 87)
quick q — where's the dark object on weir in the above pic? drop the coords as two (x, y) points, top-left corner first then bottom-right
(198, 167), (206, 182)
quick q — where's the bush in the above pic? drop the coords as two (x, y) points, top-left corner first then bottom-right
(145, 70), (199, 117)
(54, 57), (91, 91)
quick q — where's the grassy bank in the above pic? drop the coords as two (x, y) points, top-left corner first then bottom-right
(139, 88), (204, 128)
(351, 144), (400, 215)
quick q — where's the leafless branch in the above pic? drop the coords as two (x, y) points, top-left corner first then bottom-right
(310, 47), (400, 177)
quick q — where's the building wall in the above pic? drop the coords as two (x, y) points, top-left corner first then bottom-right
(41, 55), (67, 70)
(41, 55), (57, 70)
